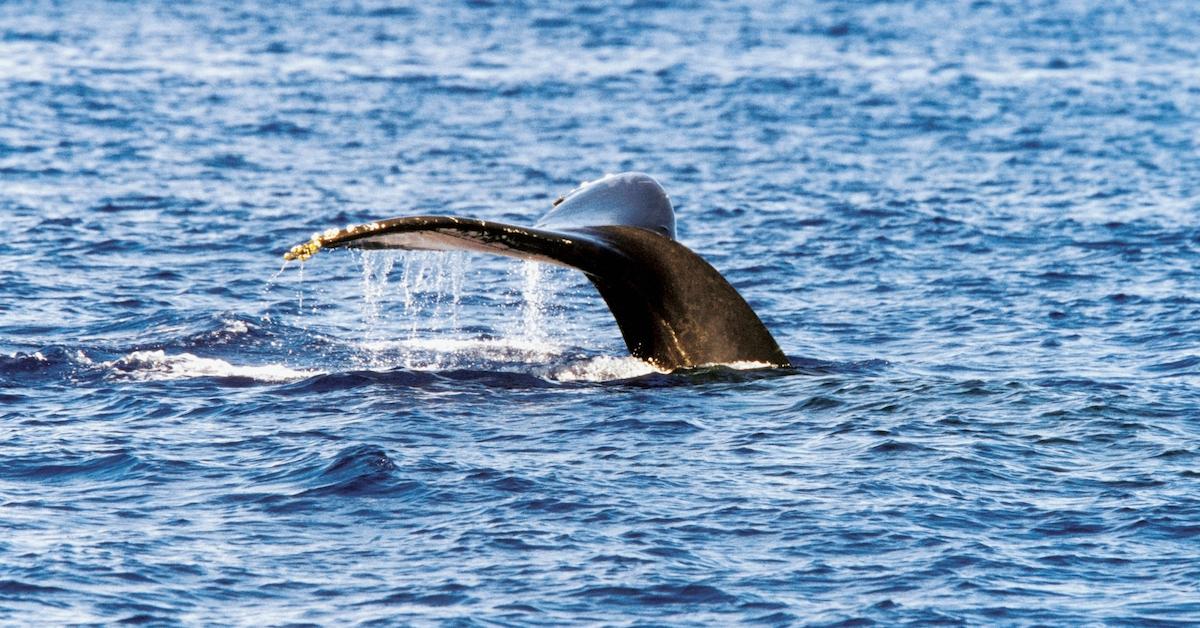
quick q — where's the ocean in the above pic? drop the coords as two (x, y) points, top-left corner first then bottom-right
(2, 1), (1198, 624)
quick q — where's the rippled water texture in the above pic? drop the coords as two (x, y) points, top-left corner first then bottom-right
(3, 1), (1199, 624)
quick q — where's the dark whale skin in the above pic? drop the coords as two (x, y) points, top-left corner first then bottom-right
(285, 174), (789, 370)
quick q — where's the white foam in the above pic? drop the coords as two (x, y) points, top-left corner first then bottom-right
(104, 350), (317, 383)
(363, 336), (559, 356)
(354, 336), (668, 383)
(705, 360), (777, 371)
(355, 338), (772, 382)
(221, 319), (250, 335)
(545, 358), (776, 382)
(355, 336), (563, 370)
(541, 356), (666, 382)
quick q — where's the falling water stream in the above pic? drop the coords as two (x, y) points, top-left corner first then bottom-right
(354, 252), (569, 371)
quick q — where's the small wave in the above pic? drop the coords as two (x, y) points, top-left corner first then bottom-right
(571, 583), (737, 606)
(227, 445), (424, 509)
(1, 350), (54, 373)
(90, 194), (179, 212)
(9, 451), (147, 483)
(199, 152), (265, 171)
(0, 580), (68, 595)
(103, 350), (317, 383)
(1144, 355), (1200, 373)
(297, 444), (419, 498)
(0, 346), (93, 382)
(233, 119), (311, 137)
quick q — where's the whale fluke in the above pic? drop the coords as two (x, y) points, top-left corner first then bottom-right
(284, 173), (789, 370)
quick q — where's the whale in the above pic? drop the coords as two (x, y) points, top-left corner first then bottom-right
(284, 172), (789, 370)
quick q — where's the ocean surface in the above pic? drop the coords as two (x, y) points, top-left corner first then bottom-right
(3, 1), (1199, 624)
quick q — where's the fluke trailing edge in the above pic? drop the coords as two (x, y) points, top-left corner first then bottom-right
(284, 173), (789, 370)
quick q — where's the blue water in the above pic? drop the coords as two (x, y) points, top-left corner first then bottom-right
(3, 1), (1199, 624)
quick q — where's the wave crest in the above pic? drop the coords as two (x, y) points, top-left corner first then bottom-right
(104, 350), (317, 383)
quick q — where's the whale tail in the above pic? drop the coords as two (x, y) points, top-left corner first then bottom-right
(284, 173), (789, 370)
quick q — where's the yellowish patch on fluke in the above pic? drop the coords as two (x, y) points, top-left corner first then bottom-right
(283, 236), (323, 262)
(283, 223), (384, 261)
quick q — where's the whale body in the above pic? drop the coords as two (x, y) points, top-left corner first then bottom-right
(285, 173), (789, 370)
